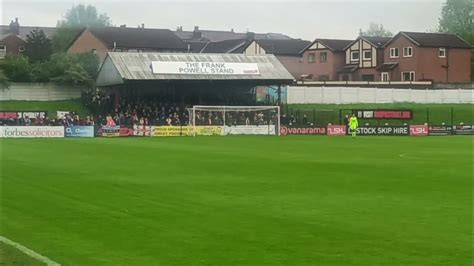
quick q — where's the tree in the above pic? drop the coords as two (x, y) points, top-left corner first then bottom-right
(48, 53), (97, 85)
(57, 4), (112, 28)
(25, 29), (53, 63)
(359, 23), (393, 37)
(0, 54), (32, 82)
(75, 52), (100, 79)
(53, 4), (112, 52)
(438, 0), (474, 80)
(0, 70), (10, 89)
(52, 27), (84, 53)
(439, 0), (473, 40)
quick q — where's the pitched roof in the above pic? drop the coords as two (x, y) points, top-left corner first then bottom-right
(361, 36), (392, 48)
(87, 27), (187, 50)
(304, 39), (354, 52)
(183, 40), (208, 53)
(200, 39), (252, 53)
(96, 52), (294, 85)
(255, 39), (311, 56)
(393, 31), (472, 49)
(0, 25), (57, 39)
(174, 29), (292, 42)
(377, 62), (399, 72)
(343, 36), (392, 51)
(338, 65), (358, 74)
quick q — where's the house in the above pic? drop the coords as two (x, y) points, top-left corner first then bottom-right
(380, 32), (471, 83)
(300, 38), (353, 80)
(68, 26), (188, 62)
(0, 18), (57, 59)
(198, 35), (310, 79)
(339, 36), (391, 81)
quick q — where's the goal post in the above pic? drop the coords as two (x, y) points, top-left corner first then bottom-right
(188, 105), (280, 136)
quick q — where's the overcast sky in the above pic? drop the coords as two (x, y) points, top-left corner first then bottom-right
(1, 0), (444, 40)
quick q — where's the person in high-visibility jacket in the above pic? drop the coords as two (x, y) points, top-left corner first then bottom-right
(349, 114), (359, 138)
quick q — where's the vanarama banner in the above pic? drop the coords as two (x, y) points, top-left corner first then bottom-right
(0, 126), (64, 138)
(152, 61), (260, 75)
(280, 126), (325, 136)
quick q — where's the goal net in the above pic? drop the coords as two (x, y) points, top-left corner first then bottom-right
(188, 106), (280, 136)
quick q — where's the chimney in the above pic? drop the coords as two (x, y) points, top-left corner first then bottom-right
(193, 26), (201, 39)
(246, 31), (255, 40)
(9, 17), (20, 35)
(142, 23), (145, 28)
(230, 28), (234, 33)
(177, 26), (183, 32)
(120, 24), (126, 28)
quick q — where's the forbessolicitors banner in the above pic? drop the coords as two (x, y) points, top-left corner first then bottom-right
(0, 126), (64, 138)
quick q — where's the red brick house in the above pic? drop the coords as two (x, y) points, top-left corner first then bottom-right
(379, 32), (472, 83)
(68, 27), (188, 62)
(300, 39), (353, 80)
(339, 36), (391, 81)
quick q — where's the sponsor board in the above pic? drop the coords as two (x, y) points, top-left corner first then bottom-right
(154, 126), (193, 137)
(0, 111), (47, 119)
(133, 125), (154, 136)
(97, 126), (132, 137)
(0, 126), (64, 138)
(195, 126), (224, 136)
(453, 125), (474, 135)
(428, 125), (452, 136)
(350, 126), (409, 136)
(410, 125), (429, 136)
(327, 125), (347, 136)
(280, 126), (326, 136)
(65, 126), (95, 137)
(224, 125), (276, 135)
(354, 110), (412, 120)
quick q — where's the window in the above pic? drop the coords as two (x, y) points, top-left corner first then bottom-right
(439, 48), (446, 58)
(308, 53), (315, 63)
(350, 51), (359, 61)
(363, 50), (372, 60)
(18, 46), (25, 52)
(320, 52), (327, 63)
(361, 74), (374, 81)
(129, 49), (138, 52)
(381, 72), (390, 82)
(403, 47), (413, 57)
(115, 48), (122, 52)
(390, 48), (399, 58)
(137, 49), (143, 53)
(91, 49), (97, 54)
(402, 71), (415, 81)
(318, 75), (329, 81)
(0, 45), (6, 59)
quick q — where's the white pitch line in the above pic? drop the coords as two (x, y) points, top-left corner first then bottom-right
(0, 235), (60, 266)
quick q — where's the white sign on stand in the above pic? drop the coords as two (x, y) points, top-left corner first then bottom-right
(152, 61), (260, 75)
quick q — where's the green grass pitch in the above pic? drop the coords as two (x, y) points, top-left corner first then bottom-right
(0, 136), (472, 265)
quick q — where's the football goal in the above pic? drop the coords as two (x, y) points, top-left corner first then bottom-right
(188, 106), (280, 136)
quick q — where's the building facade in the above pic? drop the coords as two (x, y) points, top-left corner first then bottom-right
(68, 27), (188, 62)
(300, 39), (353, 81)
(380, 32), (471, 83)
